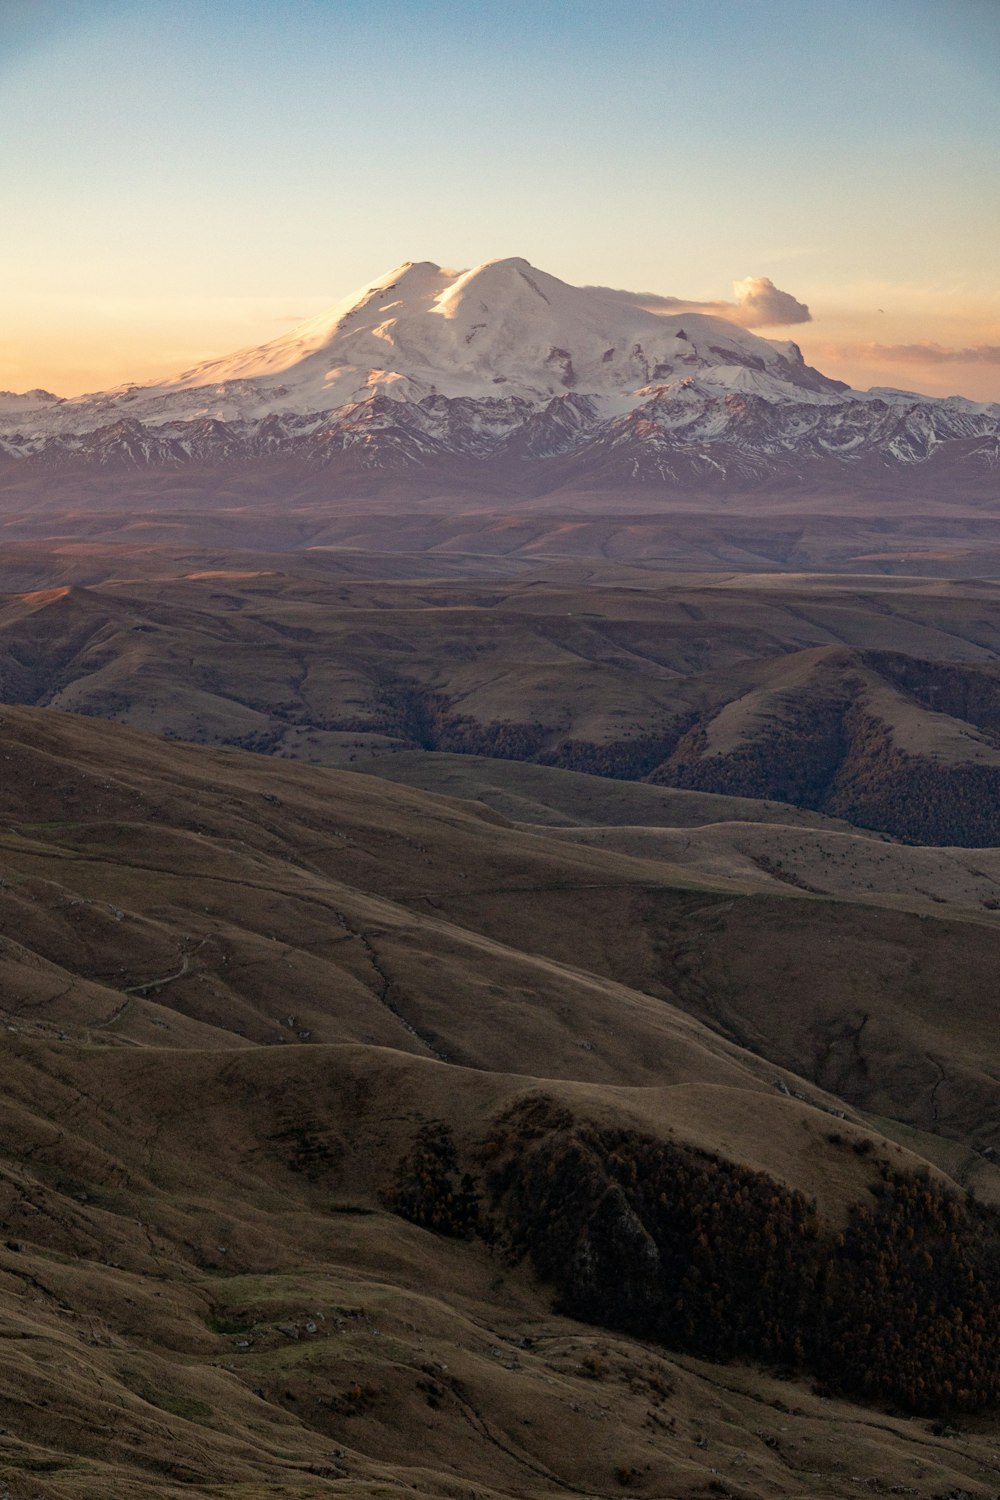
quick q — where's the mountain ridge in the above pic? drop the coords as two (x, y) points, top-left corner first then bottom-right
(4, 257), (999, 491)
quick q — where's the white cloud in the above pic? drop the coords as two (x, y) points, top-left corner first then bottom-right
(730, 276), (811, 328)
(588, 276), (812, 328)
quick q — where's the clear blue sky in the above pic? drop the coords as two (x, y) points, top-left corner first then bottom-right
(3, 0), (999, 397)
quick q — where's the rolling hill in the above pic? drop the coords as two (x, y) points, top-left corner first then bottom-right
(0, 527), (999, 1496)
(0, 703), (999, 1497)
(3, 555), (1000, 840)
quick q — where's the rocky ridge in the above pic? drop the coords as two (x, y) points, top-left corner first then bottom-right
(3, 258), (999, 487)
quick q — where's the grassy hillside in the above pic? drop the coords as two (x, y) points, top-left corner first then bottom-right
(2, 1036), (1000, 1500)
(4, 559), (1000, 843)
(0, 545), (998, 1495)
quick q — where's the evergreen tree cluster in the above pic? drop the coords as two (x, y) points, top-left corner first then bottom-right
(475, 1100), (1000, 1416)
(389, 1122), (481, 1239)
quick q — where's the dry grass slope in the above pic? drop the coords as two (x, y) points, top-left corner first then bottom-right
(0, 539), (999, 1496)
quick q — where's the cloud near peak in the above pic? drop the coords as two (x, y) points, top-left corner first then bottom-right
(590, 275), (811, 329)
(729, 276), (812, 328)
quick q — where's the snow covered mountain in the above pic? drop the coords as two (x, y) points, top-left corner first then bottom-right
(3, 257), (999, 487)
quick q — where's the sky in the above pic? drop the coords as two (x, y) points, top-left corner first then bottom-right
(2, 0), (999, 401)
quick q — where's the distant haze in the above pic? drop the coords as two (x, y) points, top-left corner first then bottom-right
(3, 0), (998, 400)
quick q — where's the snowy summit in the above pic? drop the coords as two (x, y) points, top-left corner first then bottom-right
(2, 257), (998, 484)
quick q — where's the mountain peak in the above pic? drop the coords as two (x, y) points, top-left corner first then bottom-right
(3, 257), (996, 488)
(7, 258), (849, 422)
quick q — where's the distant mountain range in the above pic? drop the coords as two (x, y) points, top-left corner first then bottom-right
(3, 257), (999, 488)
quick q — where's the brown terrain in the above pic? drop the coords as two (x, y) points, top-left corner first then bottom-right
(0, 528), (999, 1499)
(3, 452), (1000, 571)
(4, 547), (1000, 840)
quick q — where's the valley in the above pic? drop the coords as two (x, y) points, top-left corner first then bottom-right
(4, 554), (1000, 843)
